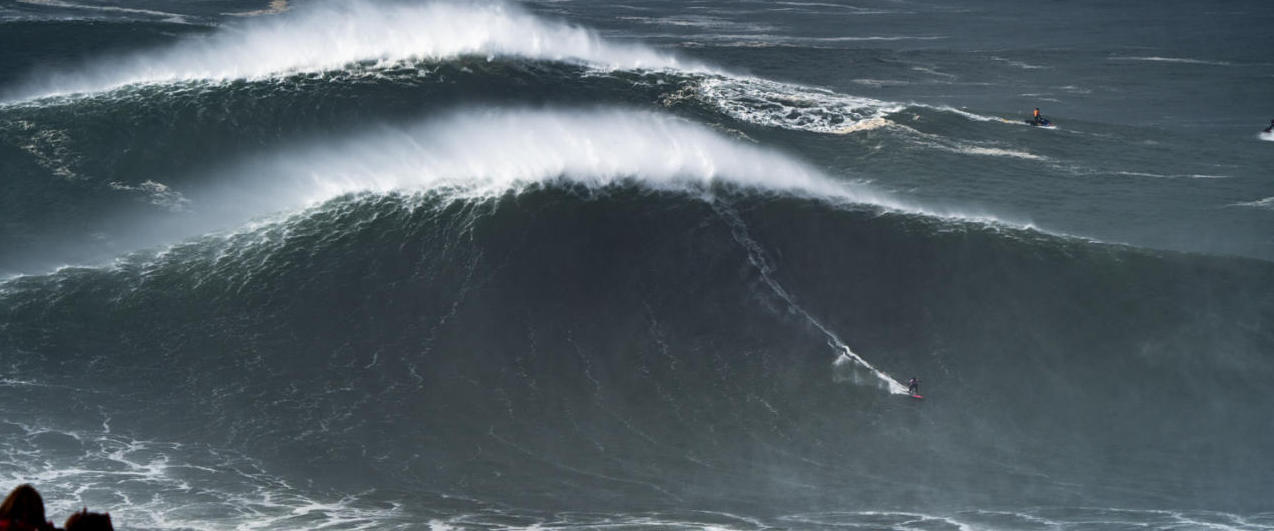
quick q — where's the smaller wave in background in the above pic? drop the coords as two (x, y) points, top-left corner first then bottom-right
(4, 0), (927, 150)
(3, 0), (708, 102)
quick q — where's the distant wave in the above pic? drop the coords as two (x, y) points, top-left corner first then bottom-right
(3, 0), (911, 139)
(3, 0), (707, 101)
(2, 0), (926, 143)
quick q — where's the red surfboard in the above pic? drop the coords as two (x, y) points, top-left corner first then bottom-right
(909, 394), (924, 399)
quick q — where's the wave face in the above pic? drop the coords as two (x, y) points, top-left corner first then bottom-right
(3, 189), (1272, 527)
(3, 0), (1274, 528)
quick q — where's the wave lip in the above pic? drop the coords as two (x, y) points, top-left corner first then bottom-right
(240, 106), (1032, 232)
(4, 0), (707, 102)
(262, 107), (869, 207)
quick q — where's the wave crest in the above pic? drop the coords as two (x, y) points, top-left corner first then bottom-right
(259, 107), (870, 207)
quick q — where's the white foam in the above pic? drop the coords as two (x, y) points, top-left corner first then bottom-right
(0, 419), (403, 529)
(5, 0), (707, 101)
(694, 76), (903, 134)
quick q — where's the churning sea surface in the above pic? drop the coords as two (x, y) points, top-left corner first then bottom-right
(1, 0), (1273, 529)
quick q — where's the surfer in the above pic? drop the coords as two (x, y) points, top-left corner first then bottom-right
(1264, 119), (1273, 133)
(907, 377), (920, 395)
(1030, 107), (1049, 126)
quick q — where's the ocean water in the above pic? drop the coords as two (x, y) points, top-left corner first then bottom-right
(1, 0), (1272, 529)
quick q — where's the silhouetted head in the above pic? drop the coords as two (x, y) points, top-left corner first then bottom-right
(0, 484), (46, 527)
(64, 509), (114, 531)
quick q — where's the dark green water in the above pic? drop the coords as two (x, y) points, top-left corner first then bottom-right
(1, 0), (1272, 528)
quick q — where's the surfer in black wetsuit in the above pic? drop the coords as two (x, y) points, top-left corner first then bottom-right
(1031, 107), (1049, 126)
(907, 377), (920, 395)
(1264, 119), (1274, 133)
